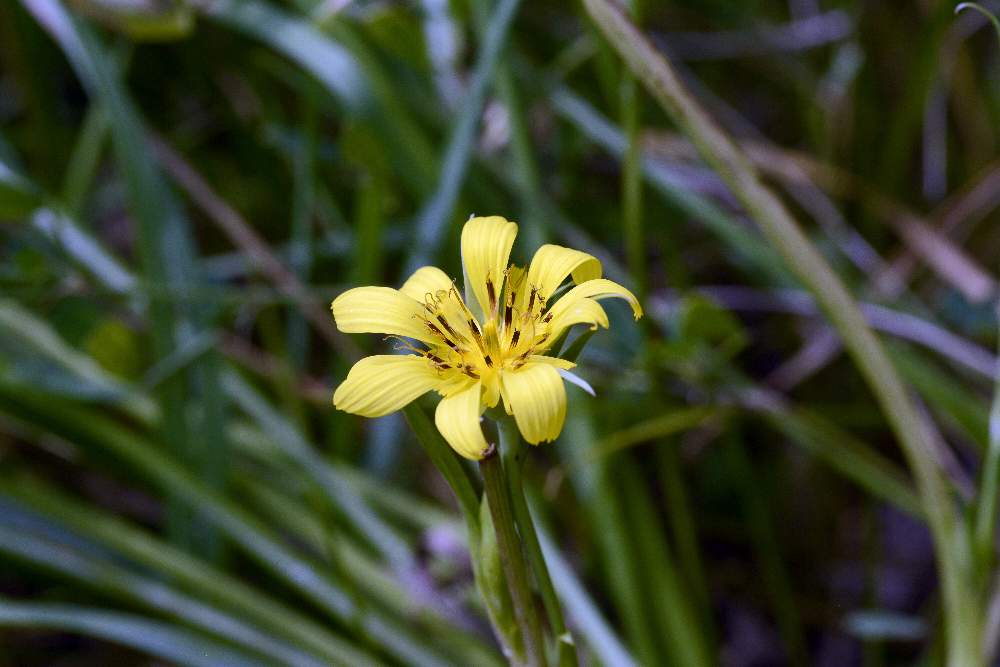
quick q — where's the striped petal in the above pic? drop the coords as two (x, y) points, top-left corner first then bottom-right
(332, 286), (434, 344)
(461, 216), (518, 316)
(526, 245), (601, 301)
(334, 355), (442, 417)
(546, 279), (641, 337)
(400, 266), (454, 302)
(546, 297), (609, 341)
(528, 355), (576, 370)
(501, 363), (566, 444)
(435, 381), (490, 460)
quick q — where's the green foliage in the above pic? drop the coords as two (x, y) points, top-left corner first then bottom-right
(1, 0), (999, 664)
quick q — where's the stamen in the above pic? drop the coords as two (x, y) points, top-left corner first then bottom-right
(425, 321), (460, 350)
(448, 280), (483, 331)
(436, 314), (461, 339)
(467, 318), (487, 348)
(510, 330), (520, 347)
(385, 335), (425, 355)
(486, 277), (497, 312)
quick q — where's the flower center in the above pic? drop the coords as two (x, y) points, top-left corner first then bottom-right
(411, 270), (553, 382)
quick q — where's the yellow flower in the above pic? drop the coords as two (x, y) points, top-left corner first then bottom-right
(331, 215), (642, 460)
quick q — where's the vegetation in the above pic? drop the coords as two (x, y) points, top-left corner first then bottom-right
(1, 0), (999, 664)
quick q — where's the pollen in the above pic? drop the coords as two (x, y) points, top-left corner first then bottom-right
(412, 270), (551, 393)
(330, 215), (642, 458)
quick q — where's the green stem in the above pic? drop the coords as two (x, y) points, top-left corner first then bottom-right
(956, 4), (1000, 47)
(656, 445), (714, 647)
(621, 76), (645, 301)
(580, 1), (980, 664)
(973, 310), (1000, 576)
(497, 63), (546, 251)
(499, 418), (576, 666)
(728, 430), (807, 666)
(480, 442), (547, 667)
(620, 1), (645, 302)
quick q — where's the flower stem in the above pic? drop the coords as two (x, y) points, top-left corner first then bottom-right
(499, 418), (576, 667)
(480, 440), (548, 667)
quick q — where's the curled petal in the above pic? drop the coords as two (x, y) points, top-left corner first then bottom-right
(461, 216), (518, 315)
(501, 363), (567, 444)
(435, 381), (490, 460)
(400, 266), (453, 302)
(332, 286), (435, 344)
(334, 355), (442, 417)
(527, 244), (602, 301)
(545, 278), (641, 337)
(546, 298), (609, 342)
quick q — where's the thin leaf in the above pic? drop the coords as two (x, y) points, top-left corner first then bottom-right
(0, 598), (273, 667)
(406, 0), (522, 272)
(0, 476), (377, 666)
(0, 513), (328, 667)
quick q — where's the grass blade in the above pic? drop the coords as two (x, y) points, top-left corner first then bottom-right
(0, 599), (274, 667)
(0, 477), (378, 666)
(579, 5), (978, 658)
(0, 514), (328, 667)
(406, 0), (521, 272)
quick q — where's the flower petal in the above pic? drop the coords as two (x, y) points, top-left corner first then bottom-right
(400, 266), (454, 302)
(334, 355), (442, 417)
(501, 363), (566, 444)
(332, 286), (434, 344)
(546, 298), (609, 341)
(461, 216), (518, 315)
(528, 355), (576, 370)
(558, 368), (595, 396)
(435, 381), (490, 460)
(526, 245), (602, 301)
(545, 278), (642, 337)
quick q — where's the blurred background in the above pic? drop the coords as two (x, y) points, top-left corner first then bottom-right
(1, 0), (999, 665)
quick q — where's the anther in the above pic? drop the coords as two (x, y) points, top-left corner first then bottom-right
(436, 314), (459, 339)
(486, 278), (497, 312)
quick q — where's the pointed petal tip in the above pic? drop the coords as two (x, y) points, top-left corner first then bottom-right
(461, 216), (519, 315)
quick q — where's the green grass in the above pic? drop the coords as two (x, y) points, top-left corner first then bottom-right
(1, 0), (1000, 665)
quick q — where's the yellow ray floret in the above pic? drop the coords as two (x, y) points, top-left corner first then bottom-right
(330, 215), (642, 459)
